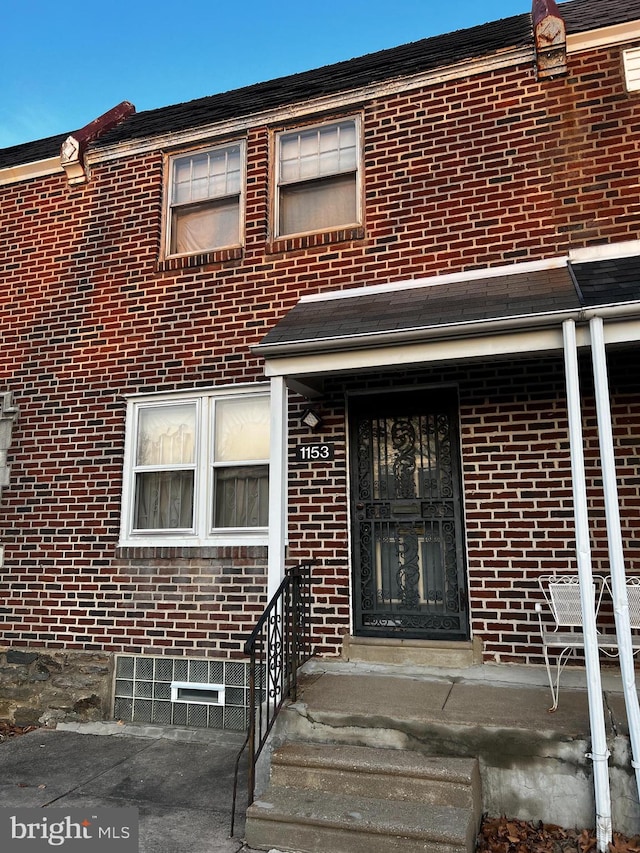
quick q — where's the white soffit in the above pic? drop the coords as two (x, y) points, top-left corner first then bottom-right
(264, 326), (568, 377)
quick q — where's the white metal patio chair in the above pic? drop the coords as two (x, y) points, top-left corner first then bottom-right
(536, 574), (610, 712)
(601, 575), (640, 658)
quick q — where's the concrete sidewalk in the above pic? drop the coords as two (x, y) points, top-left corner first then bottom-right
(0, 723), (258, 853)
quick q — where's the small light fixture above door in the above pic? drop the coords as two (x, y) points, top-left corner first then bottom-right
(301, 408), (323, 430)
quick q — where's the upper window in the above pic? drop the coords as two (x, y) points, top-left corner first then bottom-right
(165, 142), (244, 258)
(120, 388), (270, 546)
(275, 118), (361, 238)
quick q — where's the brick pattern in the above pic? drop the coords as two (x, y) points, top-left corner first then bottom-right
(1, 43), (640, 664)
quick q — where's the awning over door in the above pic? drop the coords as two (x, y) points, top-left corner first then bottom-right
(252, 251), (640, 384)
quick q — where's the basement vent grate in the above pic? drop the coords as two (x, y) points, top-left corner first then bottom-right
(113, 655), (259, 731)
(170, 681), (225, 705)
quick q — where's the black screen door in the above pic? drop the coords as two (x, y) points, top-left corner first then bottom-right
(350, 389), (469, 640)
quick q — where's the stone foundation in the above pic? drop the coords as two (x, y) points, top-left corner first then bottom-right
(0, 648), (113, 727)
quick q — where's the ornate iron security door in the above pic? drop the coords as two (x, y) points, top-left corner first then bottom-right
(350, 390), (469, 640)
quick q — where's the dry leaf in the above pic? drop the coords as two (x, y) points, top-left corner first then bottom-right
(476, 816), (625, 853)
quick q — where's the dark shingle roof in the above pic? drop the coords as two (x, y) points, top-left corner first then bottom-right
(3, 0), (640, 171)
(572, 256), (640, 306)
(0, 132), (68, 170)
(94, 13), (531, 148)
(256, 257), (640, 354)
(257, 267), (578, 350)
(562, 0), (640, 31)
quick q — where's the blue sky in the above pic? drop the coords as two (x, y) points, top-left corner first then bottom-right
(1, 0), (532, 150)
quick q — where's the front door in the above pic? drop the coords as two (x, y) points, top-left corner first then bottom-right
(349, 388), (469, 640)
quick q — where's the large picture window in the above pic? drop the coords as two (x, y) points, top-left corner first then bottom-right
(275, 118), (361, 238)
(121, 388), (270, 546)
(165, 142), (244, 258)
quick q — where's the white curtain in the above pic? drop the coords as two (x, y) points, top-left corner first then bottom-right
(171, 199), (239, 255)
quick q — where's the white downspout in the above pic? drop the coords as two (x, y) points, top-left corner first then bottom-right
(590, 316), (640, 799)
(562, 319), (612, 851)
(267, 376), (288, 599)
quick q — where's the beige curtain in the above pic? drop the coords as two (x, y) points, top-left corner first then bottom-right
(279, 173), (356, 236)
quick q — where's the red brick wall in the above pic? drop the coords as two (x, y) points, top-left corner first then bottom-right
(1, 42), (640, 663)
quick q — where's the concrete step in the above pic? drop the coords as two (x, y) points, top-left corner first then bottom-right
(270, 742), (481, 813)
(341, 635), (482, 668)
(245, 743), (482, 853)
(245, 785), (477, 853)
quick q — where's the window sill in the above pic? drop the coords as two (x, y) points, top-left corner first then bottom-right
(157, 246), (243, 272)
(118, 532), (268, 549)
(268, 226), (365, 254)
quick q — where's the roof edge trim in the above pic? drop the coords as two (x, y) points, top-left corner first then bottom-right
(0, 157), (63, 186)
(60, 101), (135, 186)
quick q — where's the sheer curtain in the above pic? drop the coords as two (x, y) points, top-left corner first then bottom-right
(132, 396), (270, 532)
(134, 405), (196, 530)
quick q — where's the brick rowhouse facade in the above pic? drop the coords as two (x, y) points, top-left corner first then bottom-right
(1, 0), (640, 725)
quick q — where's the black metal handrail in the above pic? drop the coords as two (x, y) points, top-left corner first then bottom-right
(230, 562), (314, 836)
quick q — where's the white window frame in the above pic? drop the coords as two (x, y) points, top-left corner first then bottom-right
(274, 116), (362, 239)
(163, 140), (246, 259)
(119, 384), (270, 547)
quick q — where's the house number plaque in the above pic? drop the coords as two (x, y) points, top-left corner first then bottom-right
(295, 442), (335, 462)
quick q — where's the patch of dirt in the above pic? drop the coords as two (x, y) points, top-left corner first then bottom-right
(477, 816), (640, 853)
(0, 721), (38, 742)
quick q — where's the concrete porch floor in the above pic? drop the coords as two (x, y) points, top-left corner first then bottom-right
(262, 657), (640, 837)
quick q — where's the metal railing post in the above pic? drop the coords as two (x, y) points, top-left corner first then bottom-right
(230, 562), (314, 836)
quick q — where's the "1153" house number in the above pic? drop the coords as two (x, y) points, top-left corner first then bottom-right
(295, 443), (335, 462)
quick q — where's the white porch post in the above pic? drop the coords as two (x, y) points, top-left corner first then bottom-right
(562, 319), (612, 851)
(267, 376), (288, 599)
(590, 315), (640, 799)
